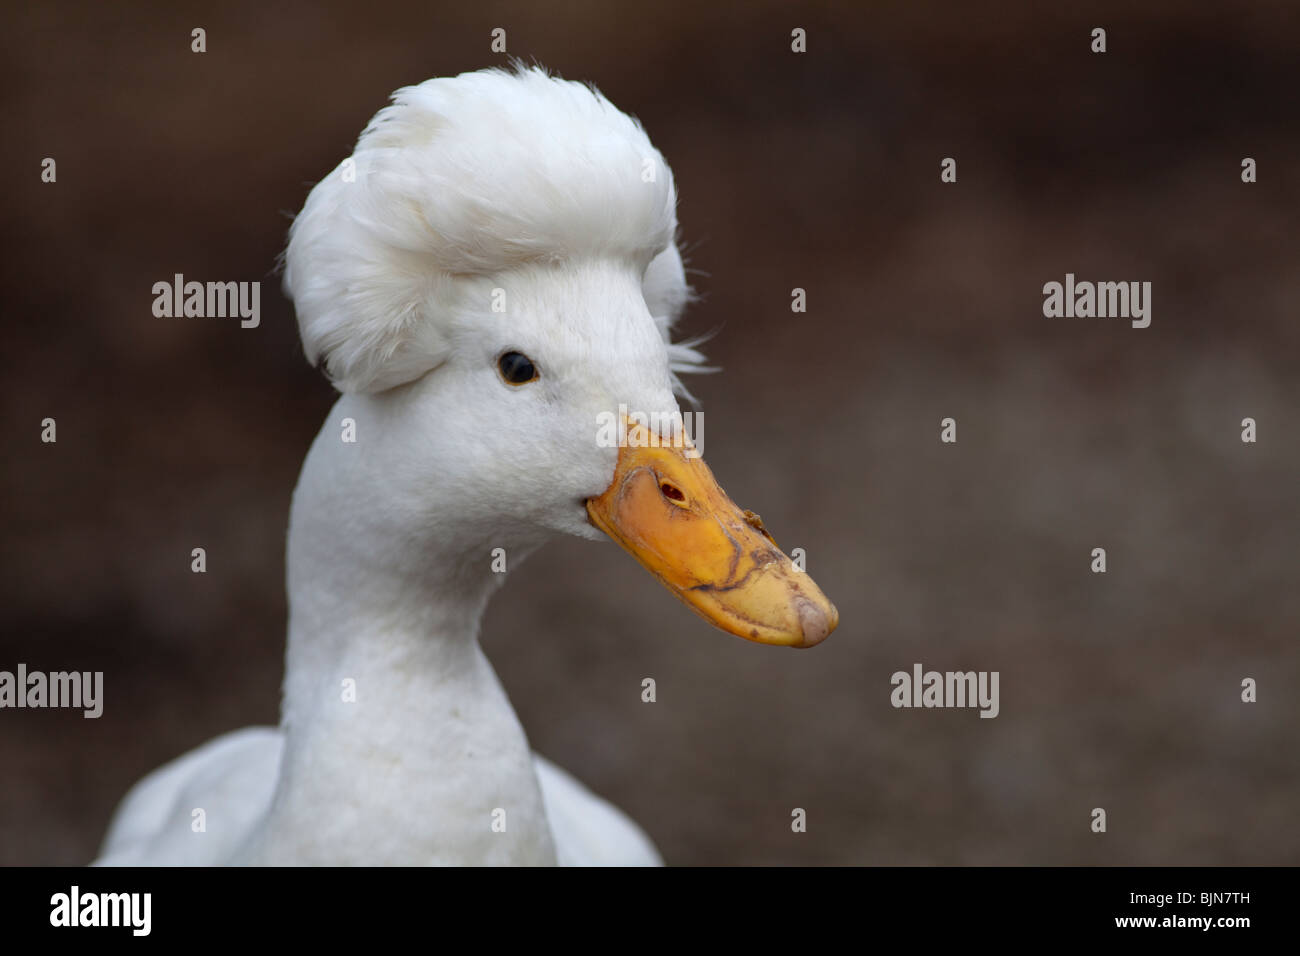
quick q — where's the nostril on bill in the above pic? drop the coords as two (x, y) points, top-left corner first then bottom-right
(659, 481), (686, 502)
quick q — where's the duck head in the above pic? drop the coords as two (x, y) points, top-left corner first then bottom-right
(282, 66), (837, 648)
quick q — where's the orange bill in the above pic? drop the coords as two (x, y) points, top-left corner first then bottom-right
(586, 420), (838, 648)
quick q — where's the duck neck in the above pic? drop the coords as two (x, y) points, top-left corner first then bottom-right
(252, 395), (557, 865)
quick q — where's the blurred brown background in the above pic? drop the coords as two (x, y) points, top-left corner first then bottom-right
(3, 0), (1297, 865)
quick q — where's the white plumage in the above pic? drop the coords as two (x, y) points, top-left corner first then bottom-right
(283, 65), (702, 394)
(98, 65), (702, 865)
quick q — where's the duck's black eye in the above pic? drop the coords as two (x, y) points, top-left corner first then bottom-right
(497, 350), (538, 385)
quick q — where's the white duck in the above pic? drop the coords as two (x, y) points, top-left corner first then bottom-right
(95, 66), (837, 866)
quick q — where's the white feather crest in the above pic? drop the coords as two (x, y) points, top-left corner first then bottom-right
(283, 65), (705, 393)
